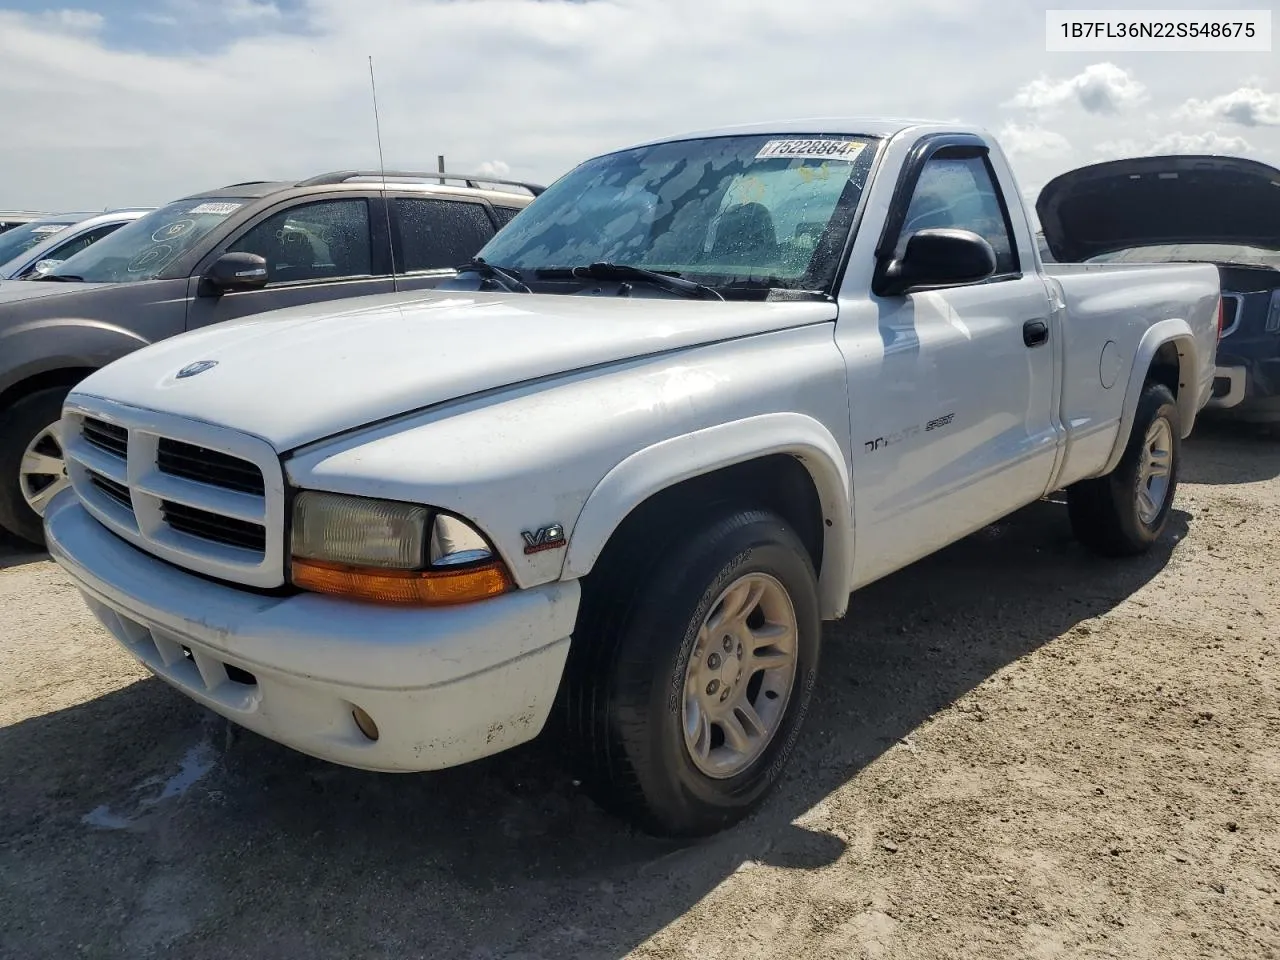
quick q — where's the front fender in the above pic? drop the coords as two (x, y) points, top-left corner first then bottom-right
(0, 318), (151, 399)
(564, 412), (854, 620)
(1100, 318), (1199, 476)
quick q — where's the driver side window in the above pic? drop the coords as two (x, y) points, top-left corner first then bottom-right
(901, 154), (1018, 276)
(228, 199), (372, 284)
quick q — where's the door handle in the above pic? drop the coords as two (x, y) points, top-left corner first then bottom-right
(1023, 320), (1049, 348)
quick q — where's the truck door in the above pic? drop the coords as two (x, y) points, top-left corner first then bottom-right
(844, 139), (1059, 583)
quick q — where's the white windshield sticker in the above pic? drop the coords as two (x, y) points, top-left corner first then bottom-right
(189, 201), (243, 216)
(755, 139), (867, 162)
(33, 225), (67, 234)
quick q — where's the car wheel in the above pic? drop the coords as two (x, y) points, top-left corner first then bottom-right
(0, 386), (74, 545)
(563, 505), (821, 837)
(1067, 381), (1180, 557)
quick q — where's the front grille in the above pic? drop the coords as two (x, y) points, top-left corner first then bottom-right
(83, 418), (128, 458)
(90, 472), (132, 510)
(157, 439), (265, 496)
(67, 403), (284, 587)
(161, 500), (266, 552)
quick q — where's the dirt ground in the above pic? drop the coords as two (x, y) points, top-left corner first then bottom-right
(1, 420), (1277, 960)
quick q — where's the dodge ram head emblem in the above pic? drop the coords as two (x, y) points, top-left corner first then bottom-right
(176, 360), (218, 379)
(522, 523), (565, 555)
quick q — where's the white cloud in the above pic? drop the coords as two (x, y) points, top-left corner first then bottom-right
(157, 0), (283, 24)
(475, 160), (512, 178)
(998, 122), (1071, 159)
(1007, 62), (1147, 115)
(0, 0), (1275, 214)
(1091, 139), (1145, 159)
(1149, 131), (1254, 154)
(1177, 86), (1280, 128)
(1095, 131), (1254, 158)
(46, 8), (103, 32)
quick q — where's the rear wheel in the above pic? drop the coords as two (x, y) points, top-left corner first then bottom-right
(1067, 381), (1180, 557)
(562, 506), (821, 837)
(0, 386), (74, 545)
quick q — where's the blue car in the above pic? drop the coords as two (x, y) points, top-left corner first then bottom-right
(1038, 154), (1280, 424)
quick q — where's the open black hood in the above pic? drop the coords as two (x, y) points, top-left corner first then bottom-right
(1037, 154), (1280, 263)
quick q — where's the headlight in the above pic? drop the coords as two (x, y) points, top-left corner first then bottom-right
(289, 491), (512, 605)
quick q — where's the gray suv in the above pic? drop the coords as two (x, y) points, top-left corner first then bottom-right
(0, 170), (542, 544)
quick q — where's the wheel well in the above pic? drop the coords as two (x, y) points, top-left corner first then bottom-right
(1147, 342), (1181, 398)
(594, 454), (826, 577)
(0, 368), (95, 416)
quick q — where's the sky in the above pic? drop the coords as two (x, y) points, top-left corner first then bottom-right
(0, 0), (1276, 218)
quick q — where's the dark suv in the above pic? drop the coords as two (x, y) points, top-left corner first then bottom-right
(0, 169), (543, 543)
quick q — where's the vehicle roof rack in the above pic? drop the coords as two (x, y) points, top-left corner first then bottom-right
(296, 170), (545, 196)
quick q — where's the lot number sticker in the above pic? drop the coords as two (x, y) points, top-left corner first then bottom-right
(755, 139), (867, 162)
(189, 202), (244, 216)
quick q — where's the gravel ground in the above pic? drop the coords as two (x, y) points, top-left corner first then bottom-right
(1, 421), (1277, 960)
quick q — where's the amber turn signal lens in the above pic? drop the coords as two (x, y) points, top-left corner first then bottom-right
(292, 557), (512, 605)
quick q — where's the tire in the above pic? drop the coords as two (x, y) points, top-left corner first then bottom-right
(562, 505), (821, 837)
(0, 385), (74, 546)
(1067, 381), (1180, 557)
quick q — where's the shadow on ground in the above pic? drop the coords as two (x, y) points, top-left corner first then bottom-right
(0, 529), (45, 571)
(0, 494), (1192, 960)
(1182, 417), (1280, 485)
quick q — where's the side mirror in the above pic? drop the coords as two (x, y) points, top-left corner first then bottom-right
(199, 252), (269, 296)
(874, 228), (997, 297)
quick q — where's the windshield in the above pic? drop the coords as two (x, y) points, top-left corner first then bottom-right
(1086, 243), (1280, 270)
(475, 133), (879, 293)
(44, 198), (249, 282)
(0, 220), (77, 265)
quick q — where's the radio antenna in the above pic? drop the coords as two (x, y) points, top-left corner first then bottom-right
(368, 55), (396, 275)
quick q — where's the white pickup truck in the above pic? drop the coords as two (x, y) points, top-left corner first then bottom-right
(44, 120), (1221, 837)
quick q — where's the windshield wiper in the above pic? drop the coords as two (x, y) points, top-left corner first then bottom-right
(458, 257), (531, 293)
(31, 273), (84, 282)
(542, 262), (725, 301)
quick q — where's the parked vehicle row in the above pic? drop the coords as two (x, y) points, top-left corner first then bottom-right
(0, 170), (542, 543)
(0, 211), (47, 234)
(1038, 154), (1280, 425)
(0, 209), (154, 280)
(41, 120), (1222, 837)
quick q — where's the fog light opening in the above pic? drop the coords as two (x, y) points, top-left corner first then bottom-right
(352, 705), (380, 742)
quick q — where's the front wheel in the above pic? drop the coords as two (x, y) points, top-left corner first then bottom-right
(1067, 381), (1180, 557)
(0, 386), (74, 545)
(563, 507), (821, 837)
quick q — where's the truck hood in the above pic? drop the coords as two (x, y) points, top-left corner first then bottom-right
(1036, 154), (1280, 263)
(73, 290), (836, 451)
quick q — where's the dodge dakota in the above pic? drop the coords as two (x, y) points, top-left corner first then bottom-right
(44, 119), (1221, 836)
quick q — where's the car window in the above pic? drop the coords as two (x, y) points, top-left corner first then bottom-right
(229, 199), (372, 284)
(46, 199), (249, 283)
(0, 220), (76, 264)
(476, 133), (878, 292)
(393, 198), (496, 272)
(492, 206), (523, 227)
(900, 154), (1018, 275)
(47, 223), (124, 262)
